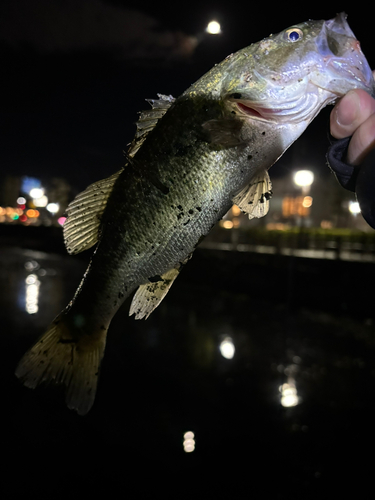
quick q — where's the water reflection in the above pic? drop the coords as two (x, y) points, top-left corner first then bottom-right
(2, 246), (375, 492)
(183, 431), (195, 453)
(280, 378), (300, 407)
(25, 273), (41, 314)
(219, 336), (235, 359)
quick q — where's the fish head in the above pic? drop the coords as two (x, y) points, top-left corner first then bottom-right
(223, 13), (374, 125)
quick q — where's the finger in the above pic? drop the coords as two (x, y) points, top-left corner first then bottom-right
(330, 89), (375, 139)
(347, 112), (375, 165)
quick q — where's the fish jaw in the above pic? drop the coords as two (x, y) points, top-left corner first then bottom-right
(221, 13), (374, 128)
(312, 12), (375, 98)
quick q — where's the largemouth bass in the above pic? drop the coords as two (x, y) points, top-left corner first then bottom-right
(16, 13), (375, 415)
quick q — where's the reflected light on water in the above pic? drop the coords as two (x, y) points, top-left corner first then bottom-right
(183, 431), (195, 453)
(279, 379), (300, 407)
(25, 273), (41, 314)
(219, 337), (235, 359)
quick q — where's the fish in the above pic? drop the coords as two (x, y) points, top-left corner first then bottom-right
(15, 13), (375, 415)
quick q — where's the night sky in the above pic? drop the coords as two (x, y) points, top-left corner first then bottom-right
(1, 1), (374, 192)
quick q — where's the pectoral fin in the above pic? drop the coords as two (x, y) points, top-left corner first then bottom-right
(232, 170), (272, 219)
(64, 169), (122, 254)
(202, 117), (244, 148)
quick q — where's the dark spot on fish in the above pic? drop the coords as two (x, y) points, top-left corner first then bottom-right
(183, 219), (190, 225)
(248, 155), (253, 160)
(148, 275), (162, 283)
(262, 131), (266, 135)
(177, 205), (183, 211)
(230, 93), (242, 99)
(259, 192), (272, 203)
(188, 209), (194, 214)
(196, 206), (202, 211)
(177, 213), (184, 220)
(231, 111), (236, 114)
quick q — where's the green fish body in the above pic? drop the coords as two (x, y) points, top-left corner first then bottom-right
(16, 13), (375, 414)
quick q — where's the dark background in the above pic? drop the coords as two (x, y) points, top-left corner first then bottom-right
(2, 2), (375, 498)
(1, 1), (374, 191)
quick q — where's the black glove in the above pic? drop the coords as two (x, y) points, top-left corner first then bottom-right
(327, 137), (375, 229)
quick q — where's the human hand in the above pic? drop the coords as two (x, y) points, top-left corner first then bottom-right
(330, 76), (375, 165)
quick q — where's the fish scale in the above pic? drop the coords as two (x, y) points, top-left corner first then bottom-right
(16, 13), (375, 415)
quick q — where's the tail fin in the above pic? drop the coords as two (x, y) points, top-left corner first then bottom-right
(15, 313), (107, 415)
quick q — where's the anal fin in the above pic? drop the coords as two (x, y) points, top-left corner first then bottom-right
(129, 255), (191, 320)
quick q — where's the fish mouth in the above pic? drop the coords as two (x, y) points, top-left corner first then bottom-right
(233, 94), (318, 124)
(316, 12), (375, 97)
(235, 101), (277, 120)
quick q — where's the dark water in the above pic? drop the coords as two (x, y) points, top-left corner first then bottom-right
(2, 245), (375, 497)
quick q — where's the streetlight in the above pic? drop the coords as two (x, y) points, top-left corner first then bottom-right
(348, 200), (361, 215)
(293, 170), (314, 227)
(293, 170), (314, 194)
(206, 21), (221, 34)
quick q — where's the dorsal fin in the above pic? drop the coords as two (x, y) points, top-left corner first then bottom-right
(63, 95), (173, 256)
(63, 169), (122, 254)
(232, 170), (272, 219)
(129, 254), (192, 320)
(128, 94), (175, 157)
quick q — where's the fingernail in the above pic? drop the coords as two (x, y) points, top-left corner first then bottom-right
(336, 91), (360, 126)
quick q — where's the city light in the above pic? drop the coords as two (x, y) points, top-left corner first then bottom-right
(29, 187), (44, 199)
(206, 21), (221, 34)
(302, 196), (313, 208)
(219, 337), (235, 359)
(33, 195), (48, 207)
(349, 201), (361, 215)
(221, 220), (234, 229)
(47, 202), (60, 214)
(57, 216), (67, 226)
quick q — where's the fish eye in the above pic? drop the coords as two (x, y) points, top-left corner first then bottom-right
(285, 28), (303, 42)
